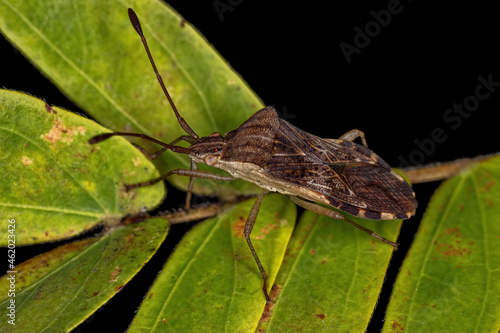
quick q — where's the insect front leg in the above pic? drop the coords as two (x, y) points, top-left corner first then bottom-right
(338, 129), (368, 148)
(184, 159), (198, 210)
(289, 196), (399, 249)
(243, 189), (272, 303)
(125, 169), (236, 191)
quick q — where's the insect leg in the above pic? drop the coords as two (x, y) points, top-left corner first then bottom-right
(125, 168), (236, 191)
(89, 132), (193, 155)
(136, 135), (198, 160)
(338, 129), (368, 148)
(126, 134), (199, 209)
(130, 143), (154, 158)
(244, 189), (272, 303)
(169, 135), (198, 145)
(289, 196), (399, 249)
(183, 159), (198, 210)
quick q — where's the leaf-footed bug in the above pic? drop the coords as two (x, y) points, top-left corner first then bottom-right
(89, 8), (417, 303)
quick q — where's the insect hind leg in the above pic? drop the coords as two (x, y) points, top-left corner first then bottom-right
(289, 196), (399, 249)
(244, 189), (273, 303)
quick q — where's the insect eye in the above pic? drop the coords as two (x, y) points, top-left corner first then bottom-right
(214, 148), (219, 152)
(204, 155), (218, 166)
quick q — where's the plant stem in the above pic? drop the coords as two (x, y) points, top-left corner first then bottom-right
(400, 153), (498, 184)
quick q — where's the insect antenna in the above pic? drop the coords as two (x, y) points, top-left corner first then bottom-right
(88, 132), (193, 154)
(128, 8), (199, 139)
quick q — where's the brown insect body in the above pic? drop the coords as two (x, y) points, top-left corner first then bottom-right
(189, 107), (417, 221)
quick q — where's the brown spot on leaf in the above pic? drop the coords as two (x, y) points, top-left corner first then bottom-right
(126, 233), (135, 242)
(40, 119), (86, 145)
(483, 180), (494, 192)
(254, 225), (269, 240)
(74, 152), (87, 160)
(436, 227), (473, 258)
(233, 216), (246, 238)
(273, 211), (280, 222)
(22, 156), (32, 165)
(314, 313), (325, 320)
(391, 320), (404, 332)
(132, 156), (142, 166)
(35, 288), (43, 300)
(93, 291), (100, 296)
(109, 266), (122, 282)
(40, 119), (64, 144)
(445, 227), (461, 236)
(255, 223), (278, 240)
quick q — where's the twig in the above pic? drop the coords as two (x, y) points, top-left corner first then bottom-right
(400, 153), (498, 184)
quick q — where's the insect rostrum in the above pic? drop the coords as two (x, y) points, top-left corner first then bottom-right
(89, 8), (417, 303)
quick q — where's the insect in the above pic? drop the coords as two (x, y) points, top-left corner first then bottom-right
(89, 8), (417, 303)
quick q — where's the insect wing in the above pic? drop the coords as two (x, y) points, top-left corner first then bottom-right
(268, 119), (417, 220)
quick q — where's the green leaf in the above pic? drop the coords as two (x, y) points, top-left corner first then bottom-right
(258, 210), (401, 332)
(0, 0), (263, 197)
(0, 89), (164, 245)
(0, 218), (168, 332)
(0, 238), (98, 304)
(128, 194), (296, 332)
(383, 156), (500, 332)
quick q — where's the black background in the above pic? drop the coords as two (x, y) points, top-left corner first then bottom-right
(1, 1), (499, 331)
